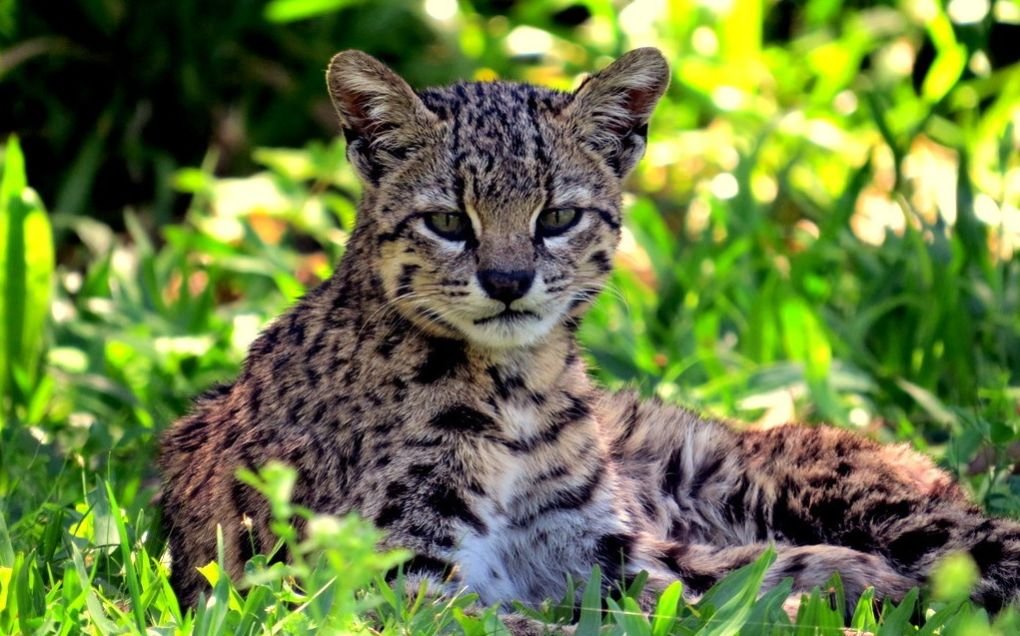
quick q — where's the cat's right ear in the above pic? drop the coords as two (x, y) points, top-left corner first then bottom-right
(327, 51), (438, 185)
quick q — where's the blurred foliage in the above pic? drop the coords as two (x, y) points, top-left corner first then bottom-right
(2, 0), (1020, 631)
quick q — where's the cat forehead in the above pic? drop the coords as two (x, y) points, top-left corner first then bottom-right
(410, 82), (597, 211)
(417, 81), (573, 123)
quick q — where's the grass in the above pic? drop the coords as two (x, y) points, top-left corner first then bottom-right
(2, 0), (1020, 632)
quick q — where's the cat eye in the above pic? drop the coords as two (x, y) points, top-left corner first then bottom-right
(424, 211), (471, 241)
(537, 208), (581, 238)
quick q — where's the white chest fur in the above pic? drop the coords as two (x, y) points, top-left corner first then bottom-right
(451, 400), (627, 606)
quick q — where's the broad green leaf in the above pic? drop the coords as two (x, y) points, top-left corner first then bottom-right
(922, 5), (966, 103)
(849, 587), (877, 633)
(0, 136), (54, 411)
(652, 580), (683, 636)
(697, 549), (776, 636)
(876, 588), (918, 636)
(931, 553), (978, 603)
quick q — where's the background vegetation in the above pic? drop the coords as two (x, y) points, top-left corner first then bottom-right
(2, 0), (1019, 632)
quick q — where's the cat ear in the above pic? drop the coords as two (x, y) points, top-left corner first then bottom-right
(568, 48), (670, 177)
(326, 50), (438, 185)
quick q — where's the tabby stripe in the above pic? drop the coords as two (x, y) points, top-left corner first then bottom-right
(513, 468), (603, 527)
(589, 206), (620, 230)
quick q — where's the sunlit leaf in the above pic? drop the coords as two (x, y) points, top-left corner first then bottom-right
(264, 0), (361, 23)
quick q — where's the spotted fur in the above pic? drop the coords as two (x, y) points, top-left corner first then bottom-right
(160, 49), (1020, 619)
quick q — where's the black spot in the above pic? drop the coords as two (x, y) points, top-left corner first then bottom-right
(662, 448), (686, 494)
(286, 313), (305, 346)
(661, 544), (717, 593)
(408, 462), (434, 479)
(487, 366), (526, 400)
(271, 351), (293, 377)
(415, 337), (467, 384)
(303, 364), (321, 387)
(386, 481), (408, 500)
(723, 477), (751, 525)
(689, 454), (725, 499)
(753, 500), (769, 540)
(862, 499), (913, 526)
(196, 382), (233, 403)
(310, 402), (328, 425)
(970, 537), (1004, 576)
(429, 405), (497, 433)
(390, 554), (451, 580)
(376, 331), (403, 358)
(596, 533), (635, 577)
(783, 553), (808, 576)
(771, 488), (821, 544)
(808, 496), (852, 539)
(841, 528), (876, 553)
(427, 483), (486, 534)
(888, 524), (952, 567)
(375, 503), (403, 528)
(304, 331), (327, 363)
(397, 263), (420, 294)
(560, 393), (591, 422)
(169, 417), (210, 453)
(342, 127), (360, 145)
(248, 324), (281, 356)
(589, 250), (612, 274)
(835, 462), (854, 477)
(342, 434), (363, 468)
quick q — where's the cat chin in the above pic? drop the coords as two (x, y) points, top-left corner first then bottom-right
(456, 312), (562, 350)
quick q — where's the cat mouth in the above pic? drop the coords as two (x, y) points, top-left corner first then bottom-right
(473, 309), (540, 325)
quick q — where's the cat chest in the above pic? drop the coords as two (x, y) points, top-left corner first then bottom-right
(450, 411), (625, 606)
(453, 488), (623, 606)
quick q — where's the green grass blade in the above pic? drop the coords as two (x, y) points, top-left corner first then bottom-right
(70, 543), (120, 634)
(0, 511), (13, 567)
(577, 564), (604, 636)
(102, 481), (147, 631)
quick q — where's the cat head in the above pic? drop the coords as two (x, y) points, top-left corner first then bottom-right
(327, 49), (669, 349)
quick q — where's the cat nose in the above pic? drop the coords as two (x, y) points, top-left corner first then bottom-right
(478, 269), (534, 305)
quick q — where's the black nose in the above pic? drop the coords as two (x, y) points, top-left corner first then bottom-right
(478, 269), (534, 305)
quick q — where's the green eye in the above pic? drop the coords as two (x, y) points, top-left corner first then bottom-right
(537, 208), (580, 237)
(424, 211), (470, 241)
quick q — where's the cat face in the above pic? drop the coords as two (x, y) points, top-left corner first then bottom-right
(327, 49), (669, 348)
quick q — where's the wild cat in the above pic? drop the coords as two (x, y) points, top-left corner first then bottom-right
(160, 48), (1020, 624)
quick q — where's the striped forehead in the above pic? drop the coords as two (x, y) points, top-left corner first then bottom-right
(419, 82), (571, 216)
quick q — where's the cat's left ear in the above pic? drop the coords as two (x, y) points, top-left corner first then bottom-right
(567, 48), (670, 177)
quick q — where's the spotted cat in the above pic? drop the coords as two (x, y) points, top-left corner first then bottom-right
(160, 48), (1020, 619)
